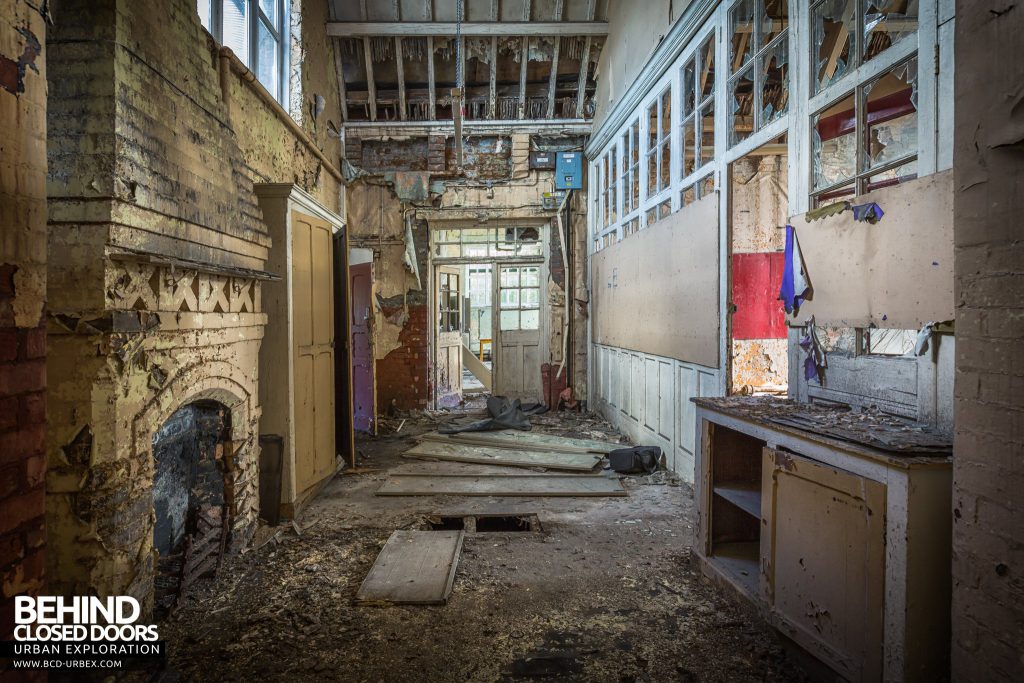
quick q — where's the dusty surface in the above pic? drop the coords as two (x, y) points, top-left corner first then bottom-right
(159, 405), (805, 682)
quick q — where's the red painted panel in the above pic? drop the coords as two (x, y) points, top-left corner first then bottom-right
(731, 252), (787, 340)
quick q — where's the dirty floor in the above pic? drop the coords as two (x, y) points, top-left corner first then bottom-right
(159, 406), (806, 682)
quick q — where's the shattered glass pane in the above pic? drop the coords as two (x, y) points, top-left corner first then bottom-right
(660, 142), (671, 191)
(865, 58), (918, 170)
(700, 100), (715, 165)
(700, 35), (715, 103)
(682, 119), (696, 177)
(759, 36), (789, 126)
(863, 0), (919, 64)
(812, 91), (856, 190)
(865, 158), (917, 192)
(730, 0), (756, 72)
(865, 328), (917, 355)
(518, 241), (543, 257)
(683, 58), (696, 117)
(761, 0), (789, 47)
(730, 65), (755, 146)
(812, 0), (854, 93)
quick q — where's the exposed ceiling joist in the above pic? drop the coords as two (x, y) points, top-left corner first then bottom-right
(327, 22), (609, 37)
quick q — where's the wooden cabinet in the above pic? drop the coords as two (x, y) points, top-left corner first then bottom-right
(255, 184), (353, 520)
(694, 398), (952, 682)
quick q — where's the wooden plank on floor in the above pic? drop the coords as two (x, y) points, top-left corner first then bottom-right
(404, 442), (601, 471)
(375, 473), (627, 497)
(419, 430), (621, 454)
(355, 530), (464, 605)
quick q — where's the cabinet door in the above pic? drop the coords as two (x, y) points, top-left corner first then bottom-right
(761, 448), (885, 682)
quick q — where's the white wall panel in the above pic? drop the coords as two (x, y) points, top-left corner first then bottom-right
(593, 343), (720, 480)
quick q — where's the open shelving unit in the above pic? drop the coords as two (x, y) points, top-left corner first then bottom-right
(707, 424), (766, 596)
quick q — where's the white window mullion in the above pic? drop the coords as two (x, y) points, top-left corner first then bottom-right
(916, 0), (939, 177)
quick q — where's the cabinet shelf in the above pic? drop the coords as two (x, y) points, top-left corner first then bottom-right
(713, 481), (762, 518)
(710, 541), (759, 595)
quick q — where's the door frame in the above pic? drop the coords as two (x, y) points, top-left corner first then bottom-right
(427, 220), (550, 408)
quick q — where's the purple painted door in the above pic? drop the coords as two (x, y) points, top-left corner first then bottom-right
(350, 263), (374, 432)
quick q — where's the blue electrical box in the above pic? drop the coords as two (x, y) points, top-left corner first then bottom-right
(555, 152), (583, 190)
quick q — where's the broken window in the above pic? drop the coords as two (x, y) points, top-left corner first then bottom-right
(433, 226), (543, 259)
(645, 86), (672, 198)
(499, 266), (541, 331)
(811, 57), (917, 203)
(197, 0), (289, 104)
(608, 143), (619, 225)
(812, 0), (919, 94)
(728, 0), (788, 146)
(679, 33), (717, 184)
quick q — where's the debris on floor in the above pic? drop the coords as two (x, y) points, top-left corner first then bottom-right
(375, 472), (628, 497)
(157, 407), (805, 681)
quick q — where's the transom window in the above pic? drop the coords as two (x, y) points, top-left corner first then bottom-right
(811, 0), (920, 94)
(434, 227), (543, 260)
(728, 0), (790, 146)
(198, 0), (289, 105)
(811, 56), (918, 204)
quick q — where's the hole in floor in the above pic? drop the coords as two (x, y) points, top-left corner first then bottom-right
(475, 515), (538, 532)
(426, 516), (465, 530)
(426, 514), (542, 532)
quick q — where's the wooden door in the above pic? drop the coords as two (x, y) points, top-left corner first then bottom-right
(494, 264), (542, 401)
(350, 262), (374, 432)
(292, 211), (336, 494)
(435, 265), (463, 408)
(761, 447), (885, 681)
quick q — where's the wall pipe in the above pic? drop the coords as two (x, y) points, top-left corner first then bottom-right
(216, 46), (345, 184)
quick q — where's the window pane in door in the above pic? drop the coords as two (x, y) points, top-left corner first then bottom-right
(520, 309), (540, 330)
(522, 267), (540, 287)
(223, 0), (249, 64)
(500, 311), (520, 330)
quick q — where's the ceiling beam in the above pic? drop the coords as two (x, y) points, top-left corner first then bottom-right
(575, 36), (591, 118)
(427, 36), (437, 119)
(518, 36), (528, 119)
(488, 36), (498, 119)
(395, 37), (407, 121)
(327, 22), (609, 37)
(363, 38), (377, 122)
(547, 36), (561, 118)
(333, 40), (348, 123)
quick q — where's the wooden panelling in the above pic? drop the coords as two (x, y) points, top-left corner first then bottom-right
(593, 343), (719, 478)
(592, 193), (720, 367)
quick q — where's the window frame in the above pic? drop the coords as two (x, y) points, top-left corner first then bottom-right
(200, 0), (290, 105)
(809, 53), (919, 205)
(727, 0), (791, 148)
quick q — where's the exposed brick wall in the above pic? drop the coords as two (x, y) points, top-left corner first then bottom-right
(0, 0), (48, 642)
(951, 3), (1024, 680)
(376, 304), (430, 414)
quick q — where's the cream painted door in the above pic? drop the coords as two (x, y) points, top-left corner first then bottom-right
(761, 448), (886, 681)
(435, 265), (463, 408)
(292, 211), (336, 494)
(494, 264), (542, 401)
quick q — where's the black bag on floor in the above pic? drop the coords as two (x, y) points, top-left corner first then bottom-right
(607, 446), (662, 474)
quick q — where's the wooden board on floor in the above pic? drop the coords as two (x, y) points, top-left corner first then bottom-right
(419, 430), (621, 454)
(355, 530), (464, 605)
(404, 441), (601, 471)
(375, 473), (627, 497)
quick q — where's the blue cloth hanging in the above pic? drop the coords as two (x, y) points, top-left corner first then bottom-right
(779, 225), (812, 315)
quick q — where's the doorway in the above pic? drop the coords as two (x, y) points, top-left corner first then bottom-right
(431, 225), (546, 407)
(727, 134), (789, 395)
